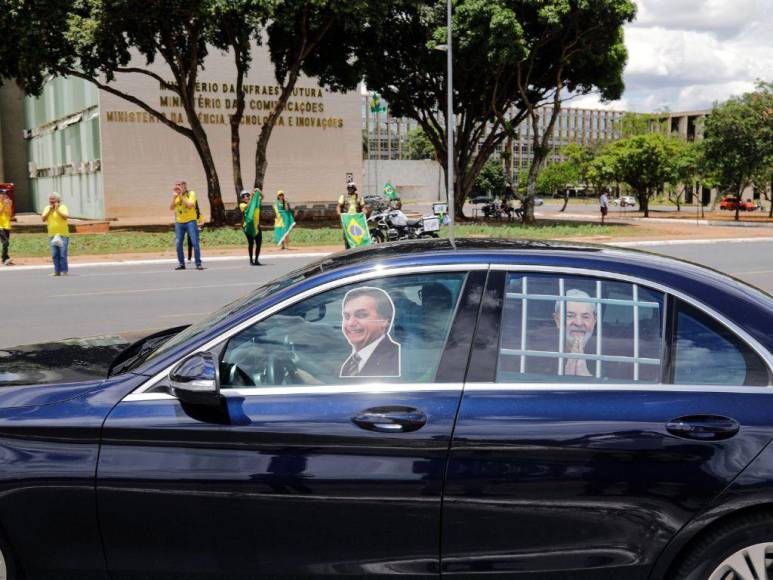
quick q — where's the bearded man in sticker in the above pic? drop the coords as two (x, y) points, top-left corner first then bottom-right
(554, 289), (598, 377)
(340, 287), (401, 378)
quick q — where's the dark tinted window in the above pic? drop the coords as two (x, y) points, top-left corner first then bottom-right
(673, 300), (770, 386)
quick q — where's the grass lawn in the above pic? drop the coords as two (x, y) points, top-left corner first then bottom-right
(7, 221), (642, 258)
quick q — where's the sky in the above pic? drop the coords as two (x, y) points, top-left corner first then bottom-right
(568, 0), (773, 113)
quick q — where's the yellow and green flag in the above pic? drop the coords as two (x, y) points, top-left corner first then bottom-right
(342, 213), (372, 247)
(242, 190), (261, 238)
(273, 201), (295, 245)
(384, 181), (397, 200)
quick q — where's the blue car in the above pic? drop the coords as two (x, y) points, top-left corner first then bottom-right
(1, 239), (772, 580)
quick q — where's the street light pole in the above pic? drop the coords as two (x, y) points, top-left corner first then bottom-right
(446, 0), (455, 244)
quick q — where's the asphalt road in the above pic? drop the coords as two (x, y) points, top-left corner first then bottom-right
(1, 240), (772, 348)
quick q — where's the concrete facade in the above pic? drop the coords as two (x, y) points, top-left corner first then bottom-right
(364, 159), (445, 203)
(21, 44), (361, 221)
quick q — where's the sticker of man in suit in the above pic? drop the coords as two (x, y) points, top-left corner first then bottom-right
(340, 286), (401, 378)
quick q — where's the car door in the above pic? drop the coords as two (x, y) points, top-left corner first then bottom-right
(97, 267), (485, 579)
(442, 268), (773, 579)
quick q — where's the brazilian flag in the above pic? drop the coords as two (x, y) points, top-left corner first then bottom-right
(242, 190), (261, 238)
(370, 93), (385, 113)
(274, 201), (296, 246)
(384, 181), (397, 200)
(342, 213), (372, 247)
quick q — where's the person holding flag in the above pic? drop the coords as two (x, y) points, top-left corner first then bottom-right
(337, 183), (369, 249)
(239, 189), (263, 265)
(273, 191), (295, 250)
(384, 180), (402, 210)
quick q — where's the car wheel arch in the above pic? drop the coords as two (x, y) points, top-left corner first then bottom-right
(656, 503), (773, 580)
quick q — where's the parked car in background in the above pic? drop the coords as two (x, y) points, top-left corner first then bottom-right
(612, 195), (637, 207)
(0, 239), (772, 579)
(719, 196), (758, 211)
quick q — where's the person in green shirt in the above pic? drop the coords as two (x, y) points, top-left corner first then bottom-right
(239, 189), (263, 265)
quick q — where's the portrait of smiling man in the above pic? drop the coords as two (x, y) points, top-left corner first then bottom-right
(553, 289), (598, 377)
(339, 287), (401, 378)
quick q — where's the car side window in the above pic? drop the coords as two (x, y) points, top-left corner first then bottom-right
(496, 273), (664, 383)
(673, 300), (770, 386)
(220, 273), (466, 388)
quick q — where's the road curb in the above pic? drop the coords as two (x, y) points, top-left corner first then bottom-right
(0, 252), (331, 272)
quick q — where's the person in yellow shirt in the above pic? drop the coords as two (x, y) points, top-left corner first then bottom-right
(337, 183), (367, 249)
(239, 189), (263, 265)
(41, 192), (70, 276)
(0, 189), (13, 265)
(169, 180), (202, 270)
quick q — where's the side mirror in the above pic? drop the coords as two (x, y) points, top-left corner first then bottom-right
(169, 352), (220, 406)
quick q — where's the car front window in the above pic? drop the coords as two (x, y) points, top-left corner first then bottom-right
(137, 267), (320, 368)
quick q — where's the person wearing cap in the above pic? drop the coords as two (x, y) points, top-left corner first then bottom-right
(0, 189), (13, 266)
(337, 183), (366, 249)
(239, 189), (263, 265)
(170, 180), (203, 270)
(41, 192), (70, 276)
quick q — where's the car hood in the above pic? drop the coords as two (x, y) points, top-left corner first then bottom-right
(0, 333), (150, 387)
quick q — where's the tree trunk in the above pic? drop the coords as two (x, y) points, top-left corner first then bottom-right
(191, 132), (225, 225)
(560, 192), (569, 212)
(640, 189), (649, 218)
(254, 67), (301, 191)
(734, 190), (741, 222)
(522, 154), (546, 225)
(229, 45), (247, 202)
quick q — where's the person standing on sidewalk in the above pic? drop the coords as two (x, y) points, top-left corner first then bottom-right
(170, 180), (203, 270)
(599, 189), (609, 225)
(41, 192), (69, 276)
(0, 189), (13, 266)
(274, 191), (294, 250)
(337, 183), (366, 249)
(239, 189), (263, 265)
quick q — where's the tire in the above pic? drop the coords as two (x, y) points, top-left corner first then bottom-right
(0, 535), (20, 580)
(370, 229), (386, 244)
(671, 512), (773, 580)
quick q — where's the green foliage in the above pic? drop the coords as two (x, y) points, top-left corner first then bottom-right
(536, 161), (580, 196)
(406, 127), (436, 160)
(473, 160), (509, 197)
(701, 82), (773, 197)
(357, 0), (636, 216)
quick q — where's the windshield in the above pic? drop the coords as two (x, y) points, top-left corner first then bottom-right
(137, 263), (325, 366)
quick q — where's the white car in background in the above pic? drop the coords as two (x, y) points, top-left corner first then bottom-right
(612, 195), (637, 207)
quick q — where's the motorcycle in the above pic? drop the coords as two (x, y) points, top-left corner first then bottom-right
(368, 209), (440, 243)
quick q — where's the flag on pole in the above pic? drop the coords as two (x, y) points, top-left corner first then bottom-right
(273, 201), (295, 246)
(370, 93), (385, 113)
(341, 213), (372, 247)
(242, 190), (262, 238)
(384, 181), (397, 200)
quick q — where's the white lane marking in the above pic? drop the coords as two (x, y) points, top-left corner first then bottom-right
(0, 252), (330, 272)
(52, 281), (259, 298)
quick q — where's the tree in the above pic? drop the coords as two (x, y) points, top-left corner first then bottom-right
(536, 160), (580, 211)
(406, 127), (436, 160)
(359, 0), (634, 222)
(666, 140), (701, 211)
(606, 132), (682, 217)
(253, 0), (384, 191)
(0, 0), (257, 224)
(701, 82), (773, 221)
(474, 159), (509, 198)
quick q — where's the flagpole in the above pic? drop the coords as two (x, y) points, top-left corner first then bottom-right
(446, 0), (455, 244)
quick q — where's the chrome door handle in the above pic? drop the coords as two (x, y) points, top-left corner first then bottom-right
(666, 415), (740, 441)
(352, 406), (427, 433)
